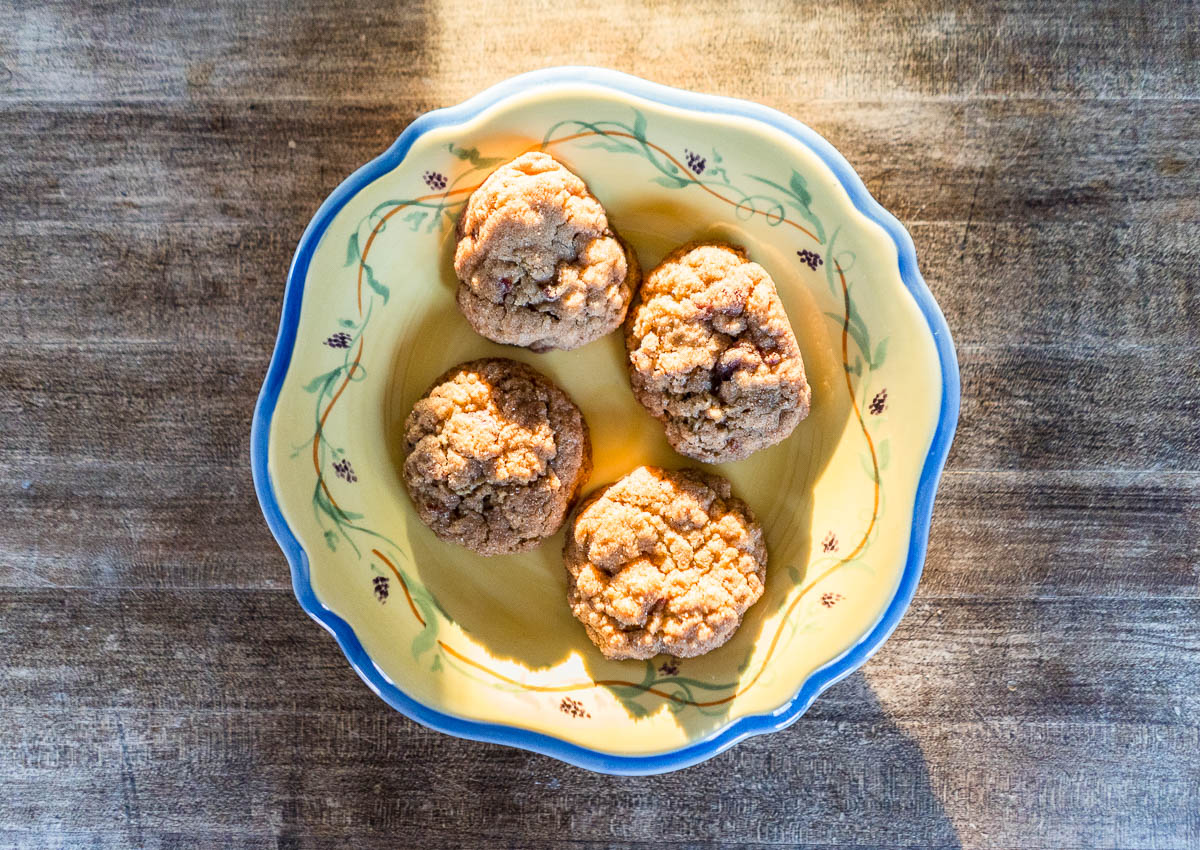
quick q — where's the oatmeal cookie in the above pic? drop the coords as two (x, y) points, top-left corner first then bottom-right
(564, 466), (766, 659)
(402, 358), (591, 555)
(625, 242), (811, 463)
(454, 152), (639, 351)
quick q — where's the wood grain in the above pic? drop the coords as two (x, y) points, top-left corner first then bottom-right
(4, 710), (1194, 849)
(2, 0), (1197, 103)
(1, 592), (1196, 848)
(2, 0), (1198, 847)
(924, 471), (1200, 599)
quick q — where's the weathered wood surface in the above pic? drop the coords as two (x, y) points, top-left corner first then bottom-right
(2, 0), (1198, 848)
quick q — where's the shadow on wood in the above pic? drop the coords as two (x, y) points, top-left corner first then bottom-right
(257, 671), (964, 849)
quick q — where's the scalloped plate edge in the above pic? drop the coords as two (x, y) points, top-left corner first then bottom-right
(250, 66), (961, 776)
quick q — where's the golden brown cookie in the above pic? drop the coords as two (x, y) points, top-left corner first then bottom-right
(625, 242), (811, 463)
(564, 466), (766, 659)
(402, 358), (591, 555)
(454, 152), (639, 351)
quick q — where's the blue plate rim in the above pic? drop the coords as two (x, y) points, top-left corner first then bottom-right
(250, 66), (961, 776)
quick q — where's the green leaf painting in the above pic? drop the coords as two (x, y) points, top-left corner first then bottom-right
(651, 174), (691, 189)
(362, 261), (389, 304)
(872, 338), (890, 369)
(447, 143), (505, 168)
(303, 368), (342, 395)
(747, 171), (826, 242)
(632, 109), (647, 142)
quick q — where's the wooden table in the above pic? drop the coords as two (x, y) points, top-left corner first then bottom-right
(3, 2), (1197, 847)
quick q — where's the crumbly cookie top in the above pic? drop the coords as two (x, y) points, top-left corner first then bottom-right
(454, 152), (636, 351)
(625, 242), (810, 462)
(565, 466), (766, 659)
(403, 358), (590, 555)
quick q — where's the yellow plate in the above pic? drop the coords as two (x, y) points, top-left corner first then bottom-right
(252, 67), (959, 774)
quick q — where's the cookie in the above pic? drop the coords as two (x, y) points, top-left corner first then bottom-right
(625, 242), (811, 463)
(454, 152), (639, 351)
(564, 466), (766, 660)
(402, 358), (591, 555)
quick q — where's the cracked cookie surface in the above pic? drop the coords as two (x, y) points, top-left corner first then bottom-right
(403, 358), (591, 555)
(564, 466), (766, 659)
(454, 152), (638, 351)
(625, 242), (811, 463)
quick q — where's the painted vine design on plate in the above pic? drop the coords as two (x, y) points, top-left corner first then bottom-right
(293, 111), (891, 718)
(540, 113), (826, 244)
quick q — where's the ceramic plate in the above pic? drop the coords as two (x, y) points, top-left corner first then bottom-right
(252, 67), (959, 774)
